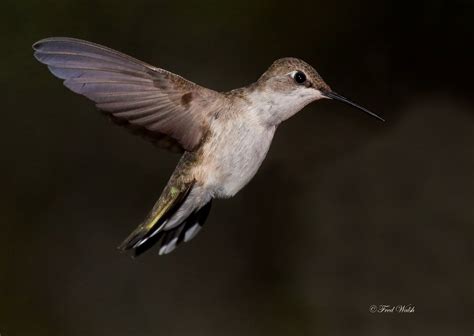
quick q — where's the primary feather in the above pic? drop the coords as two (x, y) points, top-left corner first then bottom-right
(33, 37), (222, 152)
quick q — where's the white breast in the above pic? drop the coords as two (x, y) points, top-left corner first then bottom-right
(197, 111), (276, 198)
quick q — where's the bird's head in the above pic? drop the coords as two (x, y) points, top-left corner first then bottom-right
(252, 57), (383, 125)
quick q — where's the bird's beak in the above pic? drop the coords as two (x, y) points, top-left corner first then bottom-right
(323, 91), (384, 122)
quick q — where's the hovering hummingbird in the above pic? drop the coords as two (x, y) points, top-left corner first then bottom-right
(33, 37), (383, 256)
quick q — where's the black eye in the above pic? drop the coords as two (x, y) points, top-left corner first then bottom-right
(293, 71), (306, 84)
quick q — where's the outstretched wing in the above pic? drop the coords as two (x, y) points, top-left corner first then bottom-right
(33, 37), (222, 152)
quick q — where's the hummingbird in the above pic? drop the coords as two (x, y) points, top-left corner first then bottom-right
(33, 37), (383, 257)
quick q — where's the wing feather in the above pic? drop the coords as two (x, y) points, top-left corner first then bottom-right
(33, 37), (222, 152)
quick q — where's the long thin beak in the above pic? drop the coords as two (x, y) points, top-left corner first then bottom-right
(323, 91), (384, 122)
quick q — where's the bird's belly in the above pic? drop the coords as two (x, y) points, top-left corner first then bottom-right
(215, 148), (268, 197)
(199, 122), (276, 198)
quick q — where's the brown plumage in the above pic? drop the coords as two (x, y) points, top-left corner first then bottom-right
(33, 37), (382, 256)
(33, 37), (223, 152)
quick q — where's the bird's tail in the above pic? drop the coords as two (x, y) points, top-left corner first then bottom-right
(118, 180), (212, 256)
(135, 200), (212, 256)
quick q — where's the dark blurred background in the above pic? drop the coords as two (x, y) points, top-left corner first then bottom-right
(1, 0), (473, 335)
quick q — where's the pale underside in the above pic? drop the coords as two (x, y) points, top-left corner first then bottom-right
(33, 37), (284, 255)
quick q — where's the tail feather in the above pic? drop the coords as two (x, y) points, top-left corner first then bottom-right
(180, 200), (212, 243)
(117, 180), (194, 252)
(135, 200), (213, 257)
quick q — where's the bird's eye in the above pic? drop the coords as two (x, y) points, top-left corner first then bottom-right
(293, 71), (306, 84)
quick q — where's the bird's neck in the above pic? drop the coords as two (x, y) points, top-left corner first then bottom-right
(243, 85), (306, 126)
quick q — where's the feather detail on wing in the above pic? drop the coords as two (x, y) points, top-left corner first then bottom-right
(33, 37), (222, 152)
